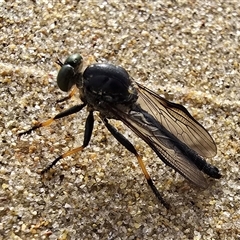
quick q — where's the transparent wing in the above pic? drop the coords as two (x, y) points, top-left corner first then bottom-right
(135, 82), (217, 158)
(109, 105), (209, 188)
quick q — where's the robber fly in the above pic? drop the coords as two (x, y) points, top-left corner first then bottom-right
(19, 53), (221, 208)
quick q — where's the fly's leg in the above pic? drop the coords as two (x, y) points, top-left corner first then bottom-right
(103, 118), (170, 209)
(56, 86), (78, 103)
(41, 111), (94, 174)
(18, 103), (86, 136)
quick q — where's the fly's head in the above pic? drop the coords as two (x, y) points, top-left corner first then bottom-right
(82, 63), (138, 105)
(57, 53), (84, 92)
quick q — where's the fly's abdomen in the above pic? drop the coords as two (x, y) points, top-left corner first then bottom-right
(123, 106), (221, 188)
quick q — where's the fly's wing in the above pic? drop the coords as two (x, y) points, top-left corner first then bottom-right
(109, 106), (208, 188)
(135, 82), (217, 158)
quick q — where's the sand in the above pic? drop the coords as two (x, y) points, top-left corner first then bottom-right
(0, 0), (239, 239)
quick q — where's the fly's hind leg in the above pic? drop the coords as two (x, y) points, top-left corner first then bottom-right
(103, 118), (170, 209)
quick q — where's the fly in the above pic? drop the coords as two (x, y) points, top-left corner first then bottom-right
(19, 53), (221, 208)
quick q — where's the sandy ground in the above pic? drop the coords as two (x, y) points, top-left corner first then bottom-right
(0, 0), (239, 239)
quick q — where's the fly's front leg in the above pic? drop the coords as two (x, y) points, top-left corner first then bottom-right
(103, 118), (170, 209)
(18, 103), (86, 136)
(56, 86), (78, 103)
(41, 111), (94, 174)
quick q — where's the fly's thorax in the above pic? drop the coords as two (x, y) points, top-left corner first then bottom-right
(82, 62), (138, 106)
(83, 85), (138, 114)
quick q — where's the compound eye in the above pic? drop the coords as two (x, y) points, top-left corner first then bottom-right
(57, 54), (83, 92)
(64, 53), (83, 68)
(57, 65), (75, 92)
